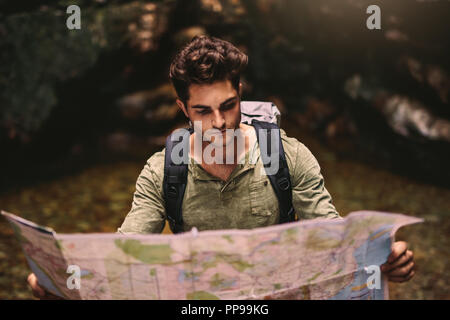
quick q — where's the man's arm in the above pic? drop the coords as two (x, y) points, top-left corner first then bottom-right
(117, 151), (166, 234)
(288, 138), (340, 220)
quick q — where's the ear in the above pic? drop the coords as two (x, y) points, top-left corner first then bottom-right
(176, 98), (189, 118)
(239, 82), (243, 97)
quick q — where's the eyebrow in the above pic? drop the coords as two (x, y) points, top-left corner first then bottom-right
(191, 96), (238, 110)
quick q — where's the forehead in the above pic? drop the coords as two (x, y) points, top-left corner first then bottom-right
(187, 80), (237, 108)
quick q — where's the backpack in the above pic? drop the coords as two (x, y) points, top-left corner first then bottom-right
(163, 101), (296, 233)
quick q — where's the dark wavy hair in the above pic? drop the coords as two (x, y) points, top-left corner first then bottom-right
(169, 35), (248, 105)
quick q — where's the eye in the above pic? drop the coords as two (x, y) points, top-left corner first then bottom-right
(221, 103), (235, 111)
(197, 109), (211, 115)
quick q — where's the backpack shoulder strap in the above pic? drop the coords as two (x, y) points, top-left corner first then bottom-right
(250, 119), (297, 223)
(163, 127), (192, 233)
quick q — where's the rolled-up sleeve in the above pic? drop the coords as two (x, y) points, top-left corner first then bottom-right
(117, 151), (166, 234)
(289, 141), (341, 220)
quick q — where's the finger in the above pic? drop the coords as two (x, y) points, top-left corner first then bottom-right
(388, 241), (408, 263)
(382, 250), (413, 273)
(27, 273), (45, 298)
(389, 270), (415, 283)
(387, 260), (415, 277)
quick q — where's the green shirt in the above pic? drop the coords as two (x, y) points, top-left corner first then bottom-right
(117, 128), (340, 234)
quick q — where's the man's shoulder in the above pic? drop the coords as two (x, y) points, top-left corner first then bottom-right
(279, 128), (316, 171)
(143, 129), (315, 178)
(141, 148), (166, 181)
(146, 148), (166, 165)
(279, 128), (303, 153)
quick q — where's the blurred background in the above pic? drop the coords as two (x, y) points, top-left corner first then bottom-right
(0, 0), (449, 299)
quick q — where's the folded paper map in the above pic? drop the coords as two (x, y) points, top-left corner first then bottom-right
(1, 210), (423, 300)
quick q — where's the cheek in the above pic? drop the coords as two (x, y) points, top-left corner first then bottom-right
(190, 113), (209, 126)
(199, 118), (213, 132)
(228, 106), (241, 123)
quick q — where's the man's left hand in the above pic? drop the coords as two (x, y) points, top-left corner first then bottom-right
(381, 241), (415, 283)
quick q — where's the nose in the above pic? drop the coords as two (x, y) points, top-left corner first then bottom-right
(212, 110), (225, 130)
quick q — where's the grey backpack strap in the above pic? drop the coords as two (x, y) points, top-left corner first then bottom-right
(250, 119), (296, 223)
(163, 127), (192, 233)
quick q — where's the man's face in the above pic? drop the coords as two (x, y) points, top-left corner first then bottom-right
(177, 80), (242, 146)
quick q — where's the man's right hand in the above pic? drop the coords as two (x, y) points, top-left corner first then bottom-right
(27, 273), (62, 300)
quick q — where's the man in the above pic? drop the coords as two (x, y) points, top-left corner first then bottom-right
(28, 35), (415, 299)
